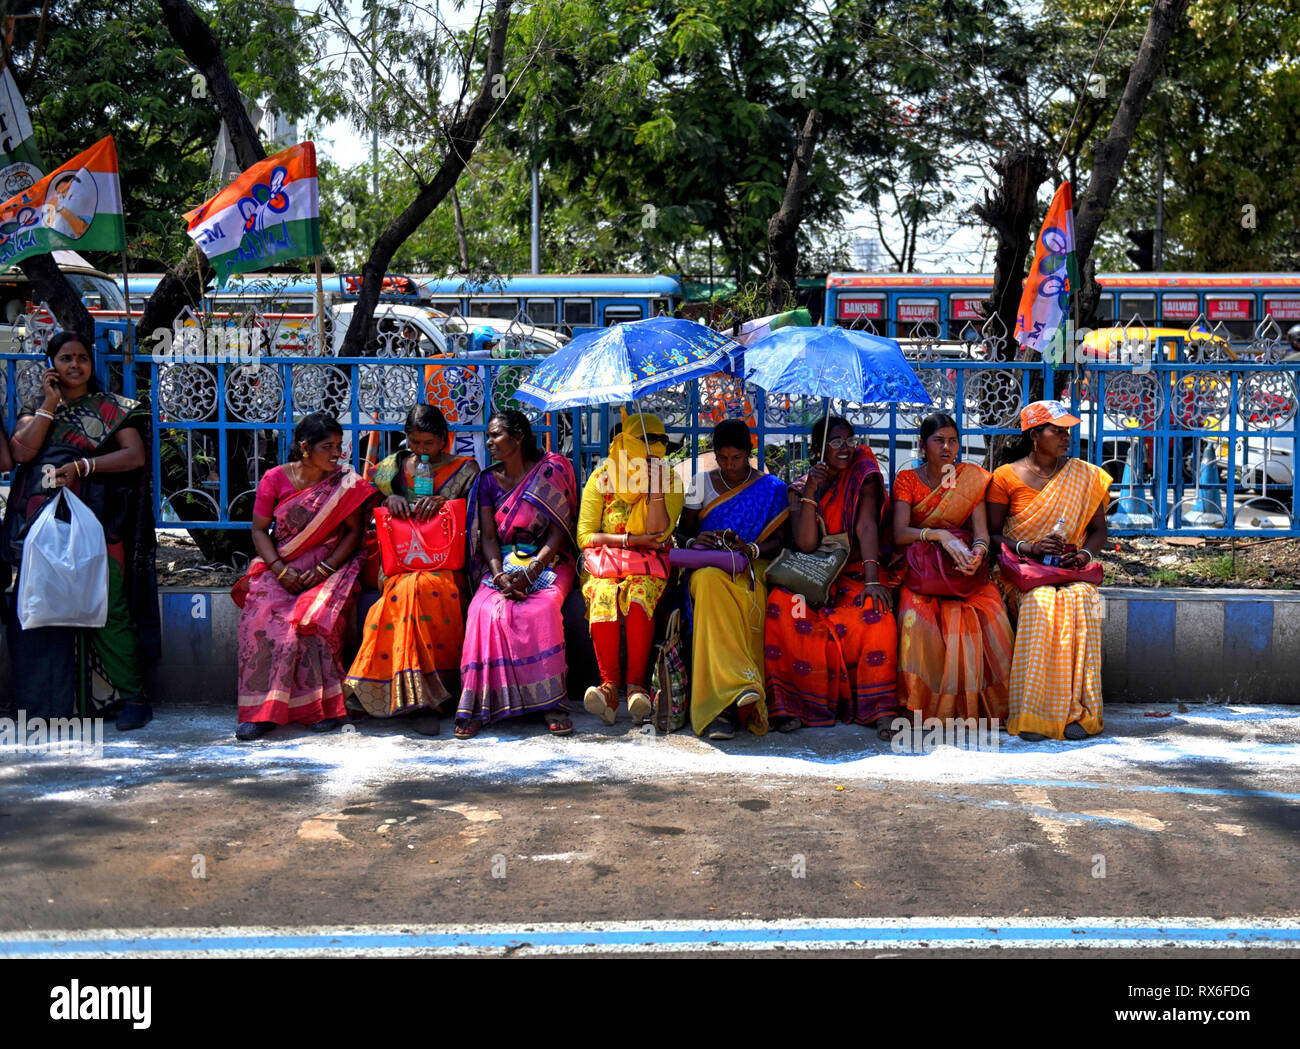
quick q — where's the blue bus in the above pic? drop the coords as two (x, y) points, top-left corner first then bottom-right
(823, 272), (1300, 341)
(122, 272), (685, 337)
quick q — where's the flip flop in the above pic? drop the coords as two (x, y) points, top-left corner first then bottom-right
(454, 718), (483, 740)
(544, 711), (574, 736)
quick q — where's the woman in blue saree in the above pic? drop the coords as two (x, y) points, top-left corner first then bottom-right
(677, 420), (788, 739)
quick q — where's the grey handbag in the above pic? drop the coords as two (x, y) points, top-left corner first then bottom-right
(764, 520), (851, 608)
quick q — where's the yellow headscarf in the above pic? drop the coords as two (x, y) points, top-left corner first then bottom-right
(606, 406), (684, 538)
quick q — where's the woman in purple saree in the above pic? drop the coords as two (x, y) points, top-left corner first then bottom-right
(457, 411), (579, 739)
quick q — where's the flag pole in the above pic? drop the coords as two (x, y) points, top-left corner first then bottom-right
(314, 254), (325, 353)
(120, 248), (135, 369)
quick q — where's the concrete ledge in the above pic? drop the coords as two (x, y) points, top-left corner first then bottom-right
(4, 585), (1298, 707)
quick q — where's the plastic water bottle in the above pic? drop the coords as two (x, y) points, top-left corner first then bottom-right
(413, 454), (434, 498)
(1043, 515), (1068, 566)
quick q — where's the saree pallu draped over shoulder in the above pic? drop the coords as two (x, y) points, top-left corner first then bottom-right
(344, 453), (479, 718)
(996, 458), (1112, 739)
(688, 471), (788, 736)
(458, 453), (579, 724)
(0, 392), (159, 718)
(764, 446), (901, 727)
(233, 466), (377, 725)
(895, 463), (1013, 722)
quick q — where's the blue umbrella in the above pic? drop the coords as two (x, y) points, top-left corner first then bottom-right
(743, 325), (930, 404)
(744, 325), (931, 459)
(513, 317), (742, 410)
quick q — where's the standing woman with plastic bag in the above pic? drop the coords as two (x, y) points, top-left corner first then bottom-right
(1, 331), (160, 728)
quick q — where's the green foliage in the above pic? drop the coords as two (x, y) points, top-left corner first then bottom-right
(8, 0), (342, 269)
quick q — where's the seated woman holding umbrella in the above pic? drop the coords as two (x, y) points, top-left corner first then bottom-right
(764, 415), (901, 737)
(676, 418), (788, 740)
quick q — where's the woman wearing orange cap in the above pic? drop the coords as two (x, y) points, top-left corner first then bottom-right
(986, 400), (1111, 741)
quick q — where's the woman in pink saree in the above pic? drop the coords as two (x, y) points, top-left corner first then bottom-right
(232, 413), (378, 741)
(456, 411), (579, 739)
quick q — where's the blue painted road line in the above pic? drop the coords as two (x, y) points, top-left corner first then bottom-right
(4, 919), (1299, 956)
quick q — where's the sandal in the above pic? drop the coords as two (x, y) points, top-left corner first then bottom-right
(1063, 722), (1089, 741)
(583, 683), (619, 726)
(871, 716), (900, 741)
(773, 716), (803, 733)
(736, 690), (761, 709)
(544, 710), (574, 736)
(706, 714), (736, 740)
(454, 718), (483, 740)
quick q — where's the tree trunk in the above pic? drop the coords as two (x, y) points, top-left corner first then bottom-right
(1074, 0), (1190, 324)
(763, 107), (822, 313)
(340, 0), (513, 356)
(18, 253), (94, 341)
(142, 0), (269, 339)
(972, 148), (1051, 361)
(450, 186), (471, 272)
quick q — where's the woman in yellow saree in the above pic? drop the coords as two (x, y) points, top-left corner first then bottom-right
(676, 420), (788, 739)
(987, 400), (1112, 741)
(578, 408), (685, 725)
(892, 413), (1013, 722)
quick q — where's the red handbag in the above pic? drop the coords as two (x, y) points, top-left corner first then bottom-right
(583, 544), (670, 579)
(373, 500), (467, 577)
(997, 543), (1102, 592)
(904, 528), (985, 598)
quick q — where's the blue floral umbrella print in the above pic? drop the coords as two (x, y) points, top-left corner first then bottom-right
(513, 317), (743, 410)
(742, 325), (932, 457)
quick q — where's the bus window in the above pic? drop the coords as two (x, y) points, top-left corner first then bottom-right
(949, 295), (984, 323)
(837, 294), (884, 326)
(604, 304), (643, 325)
(652, 297), (671, 317)
(526, 299), (557, 326)
(430, 299), (462, 316)
(564, 299), (594, 327)
(1264, 296), (1300, 324)
(470, 299), (521, 321)
(895, 299), (939, 338)
(1118, 294), (1156, 325)
(1206, 296), (1254, 338)
(1095, 295), (1114, 324)
(1160, 293), (1200, 326)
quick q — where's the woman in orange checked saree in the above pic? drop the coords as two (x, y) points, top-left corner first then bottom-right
(891, 413), (1012, 723)
(986, 400), (1111, 742)
(764, 415), (902, 738)
(232, 413), (379, 742)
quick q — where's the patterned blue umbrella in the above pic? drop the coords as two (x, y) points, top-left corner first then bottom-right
(513, 317), (742, 410)
(743, 325), (931, 405)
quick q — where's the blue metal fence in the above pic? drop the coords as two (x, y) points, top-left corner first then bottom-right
(2, 332), (1296, 537)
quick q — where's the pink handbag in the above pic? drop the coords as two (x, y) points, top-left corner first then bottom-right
(998, 543), (1102, 592)
(904, 528), (985, 597)
(583, 544), (670, 579)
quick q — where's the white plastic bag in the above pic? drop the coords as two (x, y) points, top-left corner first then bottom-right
(17, 488), (109, 630)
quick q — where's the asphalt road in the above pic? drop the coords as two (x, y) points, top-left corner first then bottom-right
(1, 701), (1298, 958)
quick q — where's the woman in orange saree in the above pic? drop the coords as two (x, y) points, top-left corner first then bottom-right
(891, 413), (1012, 723)
(232, 413), (378, 741)
(344, 405), (478, 735)
(987, 400), (1111, 741)
(764, 415), (901, 737)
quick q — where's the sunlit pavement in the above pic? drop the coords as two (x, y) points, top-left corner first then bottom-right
(2, 702), (1297, 956)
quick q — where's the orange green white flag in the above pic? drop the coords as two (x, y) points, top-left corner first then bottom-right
(0, 136), (124, 269)
(185, 141), (321, 287)
(1015, 179), (1078, 362)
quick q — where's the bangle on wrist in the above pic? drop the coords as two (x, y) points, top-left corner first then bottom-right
(622, 533), (629, 548)
(1015, 540), (1027, 556)
(35, 408), (55, 421)
(276, 566), (290, 580)
(799, 496), (817, 506)
(1078, 549), (1094, 564)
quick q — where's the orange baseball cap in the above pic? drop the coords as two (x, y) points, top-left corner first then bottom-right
(1019, 399), (1081, 431)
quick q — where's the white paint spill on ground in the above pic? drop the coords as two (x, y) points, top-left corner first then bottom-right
(1, 704), (1298, 805)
